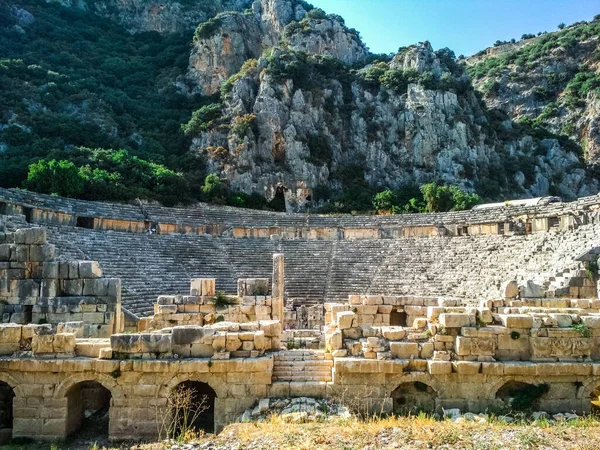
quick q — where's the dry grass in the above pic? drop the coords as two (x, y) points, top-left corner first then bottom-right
(8, 415), (600, 450)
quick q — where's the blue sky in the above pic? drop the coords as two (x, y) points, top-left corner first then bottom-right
(308, 0), (599, 56)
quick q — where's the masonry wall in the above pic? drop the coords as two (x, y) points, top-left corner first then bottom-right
(0, 357), (272, 440)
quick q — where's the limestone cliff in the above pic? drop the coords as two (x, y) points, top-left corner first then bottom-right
(467, 19), (600, 164)
(3, 0), (600, 210)
(185, 0), (367, 95)
(191, 40), (598, 210)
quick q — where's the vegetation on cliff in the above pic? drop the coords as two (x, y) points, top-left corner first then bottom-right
(2, 0), (599, 212)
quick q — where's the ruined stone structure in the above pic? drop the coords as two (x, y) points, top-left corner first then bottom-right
(0, 189), (600, 442)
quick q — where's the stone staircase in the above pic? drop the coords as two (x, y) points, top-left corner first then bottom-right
(272, 350), (333, 383)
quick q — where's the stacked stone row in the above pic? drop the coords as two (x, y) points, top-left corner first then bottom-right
(111, 320), (281, 360)
(0, 227), (120, 337)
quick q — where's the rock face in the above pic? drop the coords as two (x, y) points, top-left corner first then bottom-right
(192, 39), (598, 210)
(7, 0), (600, 211)
(186, 0), (367, 95)
(467, 20), (600, 164)
(45, 0), (253, 33)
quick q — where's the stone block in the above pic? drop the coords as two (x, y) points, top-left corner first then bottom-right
(259, 320), (281, 337)
(549, 313), (572, 328)
(190, 343), (214, 357)
(364, 295), (383, 305)
(63, 279), (83, 296)
(499, 314), (533, 329)
(202, 279), (216, 296)
(582, 316), (600, 328)
(83, 278), (109, 296)
(439, 313), (471, 328)
(390, 342), (419, 359)
(32, 334), (54, 353)
(107, 279), (121, 302)
(501, 280), (519, 299)
(428, 360), (452, 375)
(53, 333), (76, 352)
(253, 330), (265, 351)
(381, 327), (406, 341)
(9, 245), (28, 262)
(225, 334), (242, 352)
(172, 326), (214, 345)
(79, 261), (102, 278)
(0, 323), (21, 343)
(139, 333), (171, 353)
(19, 228), (46, 245)
(41, 279), (58, 298)
(420, 342), (434, 358)
(328, 330), (343, 351)
(111, 334), (141, 353)
(519, 280), (542, 298)
(337, 311), (356, 330)
(452, 361), (481, 374)
(57, 322), (84, 338)
(0, 244), (11, 261)
(68, 261), (79, 279)
(42, 262), (58, 279)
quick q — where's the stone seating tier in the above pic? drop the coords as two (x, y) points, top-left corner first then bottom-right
(2, 187), (600, 230)
(43, 218), (600, 318)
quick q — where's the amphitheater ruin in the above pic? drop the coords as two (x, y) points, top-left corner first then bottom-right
(0, 186), (600, 442)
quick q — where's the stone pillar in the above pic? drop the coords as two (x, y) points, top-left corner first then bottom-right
(272, 254), (284, 322)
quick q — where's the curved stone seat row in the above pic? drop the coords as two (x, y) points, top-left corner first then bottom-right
(38, 215), (599, 318)
(2, 187), (600, 235)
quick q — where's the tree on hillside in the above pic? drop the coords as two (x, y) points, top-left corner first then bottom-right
(558, 23), (566, 30)
(373, 190), (397, 213)
(26, 160), (85, 197)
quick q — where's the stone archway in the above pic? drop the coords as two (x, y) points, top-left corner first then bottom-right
(0, 381), (14, 444)
(171, 381), (217, 434)
(391, 381), (437, 414)
(65, 380), (112, 438)
(494, 381), (548, 412)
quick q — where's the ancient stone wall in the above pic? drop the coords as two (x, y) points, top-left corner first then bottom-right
(0, 228), (121, 337)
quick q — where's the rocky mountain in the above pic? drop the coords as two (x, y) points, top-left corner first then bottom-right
(186, 4), (600, 209)
(466, 20), (600, 165)
(1, 0), (599, 211)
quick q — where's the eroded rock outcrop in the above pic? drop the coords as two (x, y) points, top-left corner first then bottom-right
(192, 42), (597, 210)
(186, 0), (368, 95)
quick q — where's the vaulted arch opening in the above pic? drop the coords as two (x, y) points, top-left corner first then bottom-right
(391, 381), (436, 415)
(0, 382), (14, 444)
(171, 381), (216, 434)
(495, 381), (548, 412)
(66, 380), (112, 439)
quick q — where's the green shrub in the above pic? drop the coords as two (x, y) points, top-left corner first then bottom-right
(420, 182), (480, 213)
(572, 322), (592, 338)
(194, 14), (225, 41)
(26, 159), (85, 197)
(509, 383), (549, 411)
(373, 190), (397, 212)
(0, 0), (216, 200)
(232, 113), (257, 138)
(181, 103), (222, 135)
(213, 290), (236, 309)
(380, 68), (420, 92)
(221, 59), (258, 98)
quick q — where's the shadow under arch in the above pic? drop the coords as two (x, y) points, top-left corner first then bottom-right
(170, 380), (217, 434)
(54, 374), (121, 439)
(391, 381), (438, 414)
